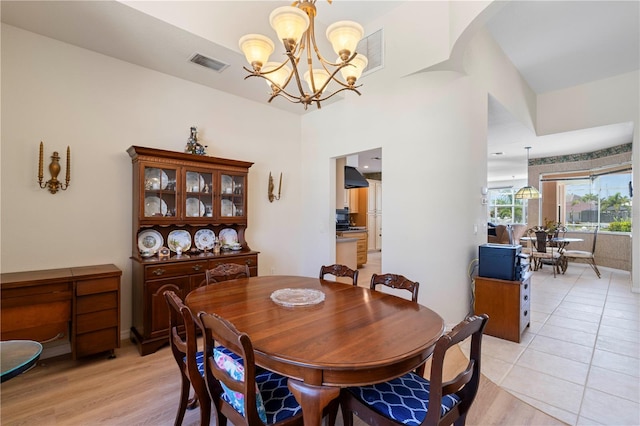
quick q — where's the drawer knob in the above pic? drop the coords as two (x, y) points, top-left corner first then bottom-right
(245, 259), (253, 265)
(152, 268), (166, 276)
(524, 295), (528, 301)
(523, 310), (528, 317)
(193, 265), (202, 271)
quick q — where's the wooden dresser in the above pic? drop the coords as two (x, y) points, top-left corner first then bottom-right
(1, 264), (122, 359)
(474, 271), (532, 343)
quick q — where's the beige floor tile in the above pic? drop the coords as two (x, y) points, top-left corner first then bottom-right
(587, 365), (640, 403)
(564, 294), (605, 307)
(591, 349), (640, 378)
(576, 416), (606, 425)
(598, 323), (640, 343)
(517, 348), (589, 385)
(509, 390), (579, 425)
(546, 315), (601, 334)
(527, 320), (545, 334)
(478, 335), (528, 364)
(606, 294), (640, 306)
(558, 301), (604, 315)
(602, 307), (640, 321)
(595, 334), (640, 358)
(530, 310), (552, 323)
(537, 323), (596, 348)
(501, 365), (584, 414)
(528, 335), (594, 364)
(579, 388), (640, 426)
(553, 306), (602, 323)
(480, 353), (514, 385)
(605, 301), (639, 314)
(599, 315), (639, 331)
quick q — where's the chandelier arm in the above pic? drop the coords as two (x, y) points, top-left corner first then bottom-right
(313, 86), (362, 103)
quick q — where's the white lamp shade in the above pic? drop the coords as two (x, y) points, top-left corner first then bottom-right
(262, 62), (292, 89)
(326, 21), (364, 57)
(269, 6), (309, 45)
(239, 34), (274, 68)
(303, 69), (330, 93)
(339, 54), (368, 82)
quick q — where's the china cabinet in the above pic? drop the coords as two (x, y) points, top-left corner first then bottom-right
(127, 146), (258, 356)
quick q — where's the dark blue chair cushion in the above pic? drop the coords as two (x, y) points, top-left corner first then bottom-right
(346, 371), (461, 426)
(255, 369), (302, 424)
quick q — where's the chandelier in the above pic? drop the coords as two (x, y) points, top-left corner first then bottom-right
(515, 146), (540, 199)
(239, 0), (368, 110)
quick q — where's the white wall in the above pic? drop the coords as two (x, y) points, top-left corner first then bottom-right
(1, 24), (304, 334)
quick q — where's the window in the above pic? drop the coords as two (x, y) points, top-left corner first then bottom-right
(562, 171), (632, 232)
(488, 187), (526, 224)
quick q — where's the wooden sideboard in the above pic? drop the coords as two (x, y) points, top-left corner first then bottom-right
(1, 264), (122, 359)
(474, 271), (532, 343)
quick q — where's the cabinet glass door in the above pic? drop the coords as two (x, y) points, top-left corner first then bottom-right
(184, 170), (214, 219)
(143, 166), (177, 218)
(218, 172), (246, 220)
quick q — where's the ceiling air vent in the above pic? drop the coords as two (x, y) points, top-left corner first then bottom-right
(189, 53), (229, 73)
(356, 28), (384, 76)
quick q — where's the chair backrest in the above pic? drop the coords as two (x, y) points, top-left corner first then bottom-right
(198, 311), (265, 425)
(370, 273), (419, 303)
(425, 314), (489, 426)
(163, 291), (209, 421)
(534, 230), (549, 253)
(319, 264), (359, 286)
(206, 263), (250, 284)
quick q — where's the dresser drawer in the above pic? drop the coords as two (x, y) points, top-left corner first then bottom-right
(77, 292), (118, 314)
(76, 309), (119, 334)
(145, 260), (208, 280)
(76, 277), (119, 296)
(75, 327), (119, 357)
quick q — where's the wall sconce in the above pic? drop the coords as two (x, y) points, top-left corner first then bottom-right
(268, 172), (282, 202)
(38, 141), (70, 194)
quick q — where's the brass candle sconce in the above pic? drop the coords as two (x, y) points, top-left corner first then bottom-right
(38, 141), (70, 194)
(268, 172), (282, 202)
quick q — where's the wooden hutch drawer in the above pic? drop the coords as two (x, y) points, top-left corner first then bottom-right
(76, 309), (119, 334)
(76, 292), (118, 314)
(144, 260), (208, 280)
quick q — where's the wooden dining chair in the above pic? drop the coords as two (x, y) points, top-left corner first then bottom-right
(563, 226), (601, 278)
(530, 230), (561, 277)
(319, 264), (359, 286)
(370, 273), (420, 302)
(339, 314), (489, 426)
(205, 263), (250, 284)
(198, 311), (305, 426)
(163, 290), (210, 426)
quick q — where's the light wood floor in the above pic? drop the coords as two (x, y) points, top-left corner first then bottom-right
(1, 337), (566, 425)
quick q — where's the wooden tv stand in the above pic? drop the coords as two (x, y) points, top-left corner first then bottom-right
(474, 271), (532, 343)
(1, 264), (122, 359)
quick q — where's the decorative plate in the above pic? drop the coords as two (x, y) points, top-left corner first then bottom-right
(194, 228), (216, 250)
(186, 198), (205, 217)
(221, 199), (237, 217)
(167, 230), (192, 253)
(144, 196), (168, 217)
(138, 229), (163, 254)
(186, 172), (205, 193)
(221, 175), (234, 195)
(144, 168), (169, 190)
(219, 228), (238, 245)
(270, 288), (325, 307)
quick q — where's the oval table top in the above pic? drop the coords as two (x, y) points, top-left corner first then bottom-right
(186, 275), (445, 387)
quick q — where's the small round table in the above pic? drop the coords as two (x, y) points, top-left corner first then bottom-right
(1, 340), (43, 382)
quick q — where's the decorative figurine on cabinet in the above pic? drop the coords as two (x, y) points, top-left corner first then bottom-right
(184, 126), (207, 155)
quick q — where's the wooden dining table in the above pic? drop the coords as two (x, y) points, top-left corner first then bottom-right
(185, 275), (445, 426)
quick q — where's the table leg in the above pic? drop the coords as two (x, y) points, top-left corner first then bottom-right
(288, 379), (340, 426)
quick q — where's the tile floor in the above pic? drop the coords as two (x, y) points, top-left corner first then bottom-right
(466, 262), (639, 425)
(363, 251), (639, 425)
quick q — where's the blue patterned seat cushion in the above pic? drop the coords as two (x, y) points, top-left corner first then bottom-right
(346, 371), (461, 426)
(192, 345), (241, 377)
(213, 348), (301, 424)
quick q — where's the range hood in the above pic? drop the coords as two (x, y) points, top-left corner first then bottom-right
(344, 166), (369, 188)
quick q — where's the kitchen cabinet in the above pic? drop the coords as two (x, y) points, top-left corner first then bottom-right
(127, 146), (259, 356)
(474, 272), (531, 343)
(347, 189), (359, 213)
(337, 230), (367, 267)
(367, 179), (382, 251)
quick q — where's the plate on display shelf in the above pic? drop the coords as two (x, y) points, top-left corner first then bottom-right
(138, 229), (163, 254)
(186, 198), (205, 217)
(144, 168), (169, 190)
(221, 199), (237, 217)
(218, 228), (238, 245)
(194, 228), (216, 251)
(270, 288), (325, 307)
(144, 196), (168, 217)
(221, 175), (234, 195)
(186, 172), (205, 193)
(167, 230), (192, 253)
